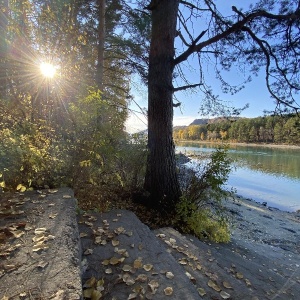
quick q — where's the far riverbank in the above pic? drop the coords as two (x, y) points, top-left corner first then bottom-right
(175, 140), (300, 150)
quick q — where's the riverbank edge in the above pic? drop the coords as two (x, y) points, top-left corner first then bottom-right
(175, 140), (300, 149)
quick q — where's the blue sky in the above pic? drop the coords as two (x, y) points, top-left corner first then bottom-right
(125, 1), (278, 133)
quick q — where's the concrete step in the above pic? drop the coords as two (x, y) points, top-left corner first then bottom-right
(78, 209), (200, 299)
(0, 188), (82, 300)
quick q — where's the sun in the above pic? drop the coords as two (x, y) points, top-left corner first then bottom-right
(40, 62), (56, 78)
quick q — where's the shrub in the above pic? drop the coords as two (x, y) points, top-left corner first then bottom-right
(175, 145), (233, 243)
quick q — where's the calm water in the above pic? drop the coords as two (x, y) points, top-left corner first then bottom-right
(176, 142), (300, 212)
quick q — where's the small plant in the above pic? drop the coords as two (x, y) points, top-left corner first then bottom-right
(175, 145), (233, 243)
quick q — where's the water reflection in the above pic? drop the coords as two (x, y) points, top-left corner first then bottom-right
(176, 142), (300, 180)
(176, 142), (300, 212)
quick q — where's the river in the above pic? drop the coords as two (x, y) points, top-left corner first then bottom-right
(176, 142), (300, 212)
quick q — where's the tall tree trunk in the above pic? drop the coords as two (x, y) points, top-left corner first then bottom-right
(97, 0), (105, 91)
(144, 0), (181, 213)
(0, 0), (9, 99)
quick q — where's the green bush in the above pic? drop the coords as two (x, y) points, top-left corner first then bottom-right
(175, 145), (233, 243)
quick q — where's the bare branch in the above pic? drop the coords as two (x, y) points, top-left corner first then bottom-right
(242, 26), (299, 111)
(173, 83), (202, 92)
(180, 1), (210, 11)
(174, 8), (300, 66)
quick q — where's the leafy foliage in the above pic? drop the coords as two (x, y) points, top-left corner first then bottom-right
(174, 146), (233, 242)
(174, 114), (300, 145)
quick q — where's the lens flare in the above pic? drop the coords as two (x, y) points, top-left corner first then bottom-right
(40, 62), (56, 78)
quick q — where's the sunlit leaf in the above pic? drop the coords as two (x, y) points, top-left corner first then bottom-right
(10, 230), (24, 238)
(35, 228), (47, 235)
(63, 195), (72, 199)
(236, 272), (244, 279)
(49, 213), (58, 219)
(105, 268), (113, 274)
(16, 184), (26, 192)
(80, 232), (88, 238)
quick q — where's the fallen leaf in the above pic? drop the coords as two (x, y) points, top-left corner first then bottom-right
(223, 281), (233, 289)
(112, 239), (120, 246)
(166, 271), (174, 279)
(197, 287), (206, 297)
(164, 287), (173, 296)
(220, 291), (231, 299)
(105, 268), (113, 274)
(49, 213), (58, 219)
(83, 277), (97, 288)
(91, 290), (102, 300)
(80, 232), (88, 238)
(122, 265), (132, 272)
(62, 195), (71, 199)
(148, 280), (159, 294)
(133, 259), (143, 269)
(245, 278), (251, 286)
(84, 248), (93, 255)
(143, 264), (153, 272)
(207, 280), (221, 292)
(35, 228), (47, 235)
(136, 274), (148, 282)
(236, 273), (244, 279)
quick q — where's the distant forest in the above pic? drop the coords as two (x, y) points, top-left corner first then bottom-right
(173, 115), (300, 145)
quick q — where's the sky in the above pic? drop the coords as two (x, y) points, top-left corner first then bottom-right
(125, 0), (280, 133)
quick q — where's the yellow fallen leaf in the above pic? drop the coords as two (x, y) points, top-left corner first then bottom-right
(197, 287), (206, 297)
(223, 281), (233, 289)
(105, 268), (113, 274)
(143, 264), (153, 272)
(236, 272), (244, 279)
(112, 239), (120, 246)
(63, 195), (72, 199)
(11, 230), (24, 238)
(220, 291), (231, 299)
(148, 280), (159, 294)
(245, 278), (251, 286)
(166, 271), (174, 279)
(136, 274), (148, 282)
(207, 280), (221, 292)
(164, 287), (173, 296)
(83, 277), (97, 288)
(91, 289), (102, 300)
(122, 265), (132, 272)
(133, 259), (143, 269)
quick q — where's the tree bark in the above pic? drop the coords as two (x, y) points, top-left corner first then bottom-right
(97, 0), (105, 90)
(0, 0), (9, 98)
(144, 0), (181, 213)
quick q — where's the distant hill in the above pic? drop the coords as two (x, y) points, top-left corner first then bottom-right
(189, 119), (209, 125)
(189, 117), (240, 126)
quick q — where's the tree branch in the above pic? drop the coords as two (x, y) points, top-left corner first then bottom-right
(180, 1), (210, 11)
(174, 8), (300, 66)
(173, 83), (202, 92)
